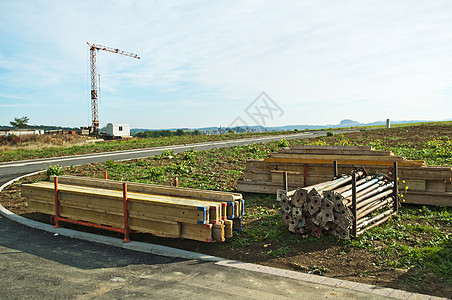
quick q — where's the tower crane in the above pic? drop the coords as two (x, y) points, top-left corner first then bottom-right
(87, 42), (140, 134)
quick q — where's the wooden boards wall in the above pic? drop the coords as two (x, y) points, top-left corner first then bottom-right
(237, 145), (452, 207)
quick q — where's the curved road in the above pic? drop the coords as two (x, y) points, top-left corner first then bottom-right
(0, 129), (396, 299)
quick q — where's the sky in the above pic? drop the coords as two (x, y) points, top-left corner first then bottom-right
(0, 1), (451, 129)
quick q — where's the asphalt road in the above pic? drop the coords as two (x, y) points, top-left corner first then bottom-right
(0, 130), (392, 299)
(0, 214), (388, 299)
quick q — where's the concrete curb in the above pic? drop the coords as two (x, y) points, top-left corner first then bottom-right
(0, 173), (446, 300)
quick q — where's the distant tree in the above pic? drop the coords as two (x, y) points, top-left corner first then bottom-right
(176, 129), (186, 136)
(10, 116), (29, 128)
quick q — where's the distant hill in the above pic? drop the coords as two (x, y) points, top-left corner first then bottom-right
(131, 119), (443, 134)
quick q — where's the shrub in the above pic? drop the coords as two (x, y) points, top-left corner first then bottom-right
(46, 164), (65, 180)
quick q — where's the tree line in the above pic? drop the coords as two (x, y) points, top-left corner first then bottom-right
(134, 129), (202, 138)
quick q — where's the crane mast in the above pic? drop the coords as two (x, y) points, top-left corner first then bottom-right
(87, 42), (140, 134)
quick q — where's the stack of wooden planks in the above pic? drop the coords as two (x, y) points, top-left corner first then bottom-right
(238, 145), (452, 207)
(22, 175), (244, 242)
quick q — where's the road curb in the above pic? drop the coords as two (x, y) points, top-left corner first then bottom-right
(0, 173), (446, 300)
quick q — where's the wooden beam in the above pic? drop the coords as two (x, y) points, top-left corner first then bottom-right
(264, 157), (425, 167)
(404, 191), (452, 207)
(278, 148), (394, 156)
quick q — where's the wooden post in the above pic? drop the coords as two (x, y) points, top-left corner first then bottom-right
(283, 171), (288, 192)
(123, 183), (131, 242)
(333, 161), (338, 178)
(352, 171), (357, 237)
(54, 177), (60, 228)
(393, 161), (399, 212)
(303, 164), (307, 187)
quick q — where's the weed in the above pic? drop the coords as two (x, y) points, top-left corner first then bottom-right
(267, 246), (291, 257)
(45, 164), (65, 180)
(277, 138), (290, 147)
(308, 265), (331, 276)
(229, 234), (251, 248)
(183, 149), (196, 160)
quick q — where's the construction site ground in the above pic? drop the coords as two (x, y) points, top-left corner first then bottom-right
(1, 124), (451, 298)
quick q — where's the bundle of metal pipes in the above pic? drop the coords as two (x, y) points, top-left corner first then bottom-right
(277, 170), (399, 239)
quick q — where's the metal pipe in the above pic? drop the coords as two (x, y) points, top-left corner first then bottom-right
(357, 197), (394, 220)
(355, 189), (394, 209)
(54, 177), (60, 228)
(357, 209), (392, 229)
(355, 180), (385, 199)
(355, 182), (394, 204)
(342, 176), (381, 199)
(344, 183), (393, 207)
(330, 172), (367, 194)
(307, 171), (364, 192)
(357, 211), (397, 235)
(352, 171), (357, 237)
(123, 182), (131, 243)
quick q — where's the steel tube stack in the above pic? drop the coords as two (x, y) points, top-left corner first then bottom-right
(277, 170), (398, 239)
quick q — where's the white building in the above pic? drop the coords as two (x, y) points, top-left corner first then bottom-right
(0, 129), (44, 136)
(106, 123), (130, 137)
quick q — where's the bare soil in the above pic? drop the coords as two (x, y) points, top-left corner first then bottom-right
(1, 124), (451, 298)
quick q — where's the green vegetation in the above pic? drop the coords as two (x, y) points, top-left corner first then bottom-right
(346, 206), (452, 281)
(10, 116), (29, 128)
(45, 164), (66, 180)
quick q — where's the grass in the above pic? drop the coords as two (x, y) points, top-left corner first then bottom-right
(346, 206), (452, 281)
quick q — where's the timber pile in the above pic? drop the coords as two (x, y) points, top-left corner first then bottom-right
(277, 171), (398, 239)
(22, 175), (244, 242)
(238, 145), (452, 207)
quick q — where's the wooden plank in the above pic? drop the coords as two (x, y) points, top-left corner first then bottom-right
(237, 181), (299, 194)
(279, 148), (394, 156)
(289, 145), (373, 151)
(129, 218), (181, 238)
(264, 157), (425, 167)
(425, 180), (447, 192)
(224, 220), (233, 238)
(404, 191), (452, 207)
(270, 153), (407, 162)
(213, 222), (225, 242)
(399, 180), (426, 192)
(181, 223), (213, 242)
(447, 182), (452, 192)
(271, 170), (304, 186)
(243, 170), (272, 182)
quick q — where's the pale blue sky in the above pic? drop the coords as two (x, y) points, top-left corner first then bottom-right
(1, 1), (451, 129)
